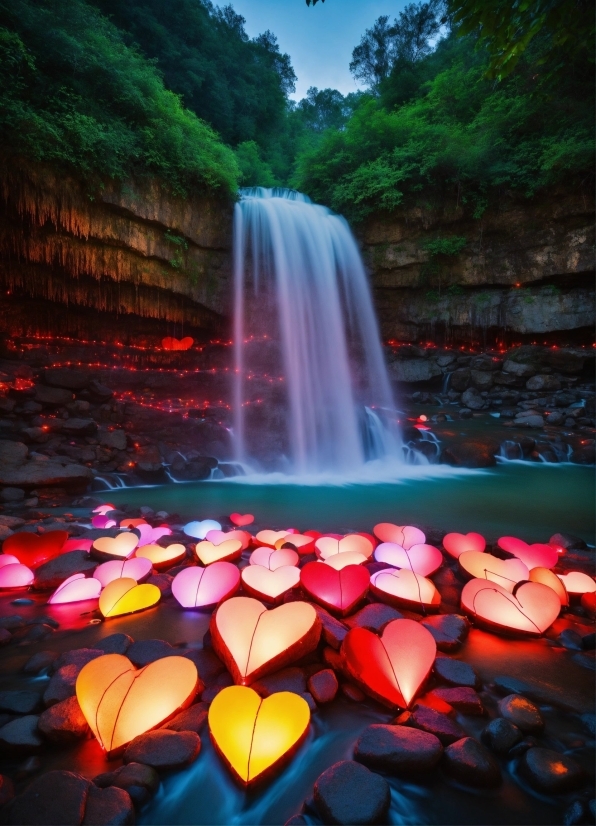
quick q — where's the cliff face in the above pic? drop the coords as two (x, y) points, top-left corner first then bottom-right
(0, 161), (234, 343)
(360, 188), (595, 344)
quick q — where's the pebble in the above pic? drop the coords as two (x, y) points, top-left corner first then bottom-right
(52, 648), (104, 673)
(313, 760), (391, 825)
(434, 657), (479, 688)
(354, 724), (443, 774)
(498, 694), (544, 733)
(481, 718), (522, 755)
(344, 604), (403, 631)
(23, 650), (57, 674)
(201, 671), (234, 703)
(0, 615), (26, 631)
(38, 696), (90, 743)
(126, 639), (174, 667)
(181, 648), (225, 684)
(314, 607), (349, 649)
(0, 628), (11, 646)
(94, 634), (133, 655)
(0, 715), (43, 752)
(430, 687), (485, 716)
(81, 785), (134, 826)
(308, 669), (338, 704)
(0, 690), (42, 715)
(160, 703), (208, 734)
(340, 683), (365, 702)
(521, 747), (585, 794)
(33, 552), (97, 590)
(442, 737), (502, 787)
(252, 667), (307, 697)
(94, 762), (159, 806)
(420, 615), (470, 651)
(323, 646), (343, 671)
(563, 800), (587, 825)
(7, 770), (90, 825)
(407, 705), (466, 745)
(123, 730), (201, 769)
(146, 573), (173, 597)
(508, 736), (539, 757)
(43, 665), (78, 706)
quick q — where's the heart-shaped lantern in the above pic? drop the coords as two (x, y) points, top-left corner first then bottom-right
(342, 619), (436, 709)
(134, 524), (172, 548)
(497, 536), (559, 570)
(99, 577), (160, 618)
(206, 529), (251, 550)
(241, 566), (301, 605)
(581, 592), (596, 616)
(442, 532), (486, 559)
(64, 538), (93, 553)
(0, 562), (35, 589)
(93, 504), (116, 515)
(135, 543), (186, 570)
(458, 551), (529, 592)
(120, 518), (147, 529)
(300, 562), (369, 617)
(94, 558), (153, 587)
(557, 572), (596, 596)
(529, 567), (569, 605)
(172, 562), (240, 609)
(162, 336), (194, 351)
(249, 547), (299, 570)
(373, 524), (425, 549)
(195, 539), (243, 566)
(3, 530), (68, 569)
(373, 542), (443, 576)
(209, 686), (310, 786)
(0, 555), (20, 568)
(230, 513), (255, 527)
(275, 535), (315, 555)
(76, 653), (199, 756)
(315, 535), (373, 561)
(255, 530), (290, 548)
(323, 552), (368, 571)
(461, 579), (561, 636)
(211, 597), (320, 685)
(48, 573), (102, 604)
(370, 568), (440, 613)
(92, 533), (139, 562)
(184, 520), (222, 540)
(92, 515), (117, 529)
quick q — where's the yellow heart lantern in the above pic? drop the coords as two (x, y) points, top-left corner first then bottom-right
(195, 539), (243, 566)
(99, 577), (160, 618)
(76, 654), (199, 757)
(208, 686), (310, 786)
(135, 543), (186, 570)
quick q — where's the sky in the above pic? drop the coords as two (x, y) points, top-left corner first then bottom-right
(227, 0), (407, 100)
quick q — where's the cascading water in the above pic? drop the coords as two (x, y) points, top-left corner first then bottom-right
(233, 188), (409, 475)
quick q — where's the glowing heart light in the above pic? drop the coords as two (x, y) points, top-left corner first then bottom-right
(162, 336), (194, 351)
(92, 533), (139, 561)
(64, 538), (93, 553)
(99, 577), (160, 618)
(93, 504), (116, 515)
(581, 592), (596, 616)
(94, 558), (153, 587)
(0, 562), (34, 589)
(458, 551), (529, 592)
(76, 653), (199, 756)
(0, 555), (20, 568)
(323, 552), (368, 570)
(442, 532), (486, 559)
(370, 568), (441, 612)
(134, 524), (172, 548)
(342, 618), (436, 709)
(274, 534), (315, 555)
(497, 536), (559, 570)
(241, 565), (301, 604)
(557, 572), (596, 596)
(206, 529), (251, 550)
(461, 579), (561, 636)
(255, 530), (290, 548)
(373, 524), (425, 549)
(48, 574), (102, 604)
(211, 597), (321, 685)
(195, 539), (243, 566)
(92, 515), (117, 529)
(3, 530), (68, 568)
(300, 562), (369, 617)
(120, 518), (147, 529)
(172, 562), (240, 609)
(529, 567), (569, 606)
(374, 542), (443, 576)
(184, 520), (222, 540)
(250, 547), (299, 570)
(135, 543), (186, 570)
(209, 686), (310, 786)
(315, 535), (373, 561)
(230, 513), (254, 527)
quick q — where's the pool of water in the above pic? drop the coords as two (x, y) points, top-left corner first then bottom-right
(106, 463), (595, 543)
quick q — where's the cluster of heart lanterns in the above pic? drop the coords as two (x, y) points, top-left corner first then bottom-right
(1, 509), (595, 787)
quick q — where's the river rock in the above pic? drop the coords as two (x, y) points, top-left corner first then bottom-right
(33, 552), (96, 590)
(252, 667), (307, 697)
(94, 634), (133, 655)
(23, 650), (58, 674)
(514, 413), (544, 428)
(161, 703), (208, 734)
(441, 440), (499, 468)
(481, 718), (522, 754)
(407, 706), (466, 745)
(0, 462), (93, 490)
(470, 370), (493, 390)
(126, 639), (174, 667)
(314, 606), (349, 649)
(549, 532), (588, 551)
(81, 784), (133, 826)
(390, 359), (442, 383)
(344, 603), (403, 631)
(181, 648), (225, 684)
(443, 737), (502, 787)
(99, 429), (128, 451)
(0, 715), (43, 752)
(355, 724), (443, 774)
(123, 730), (200, 770)
(62, 419), (98, 437)
(434, 657), (479, 688)
(498, 694), (544, 733)
(0, 691), (41, 715)
(7, 770), (90, 825)
(308, 669), (338, 704)
(0, 628), (11, 645)
(526, 374), (562, 392)
(0, 441), (28, 468)
(502, 360), (535, 378)
(0, 774), (15, 807)
(460, 387), (486, 410)
(43, 665), (78, 706)
(44, 369), (90, 391)
(94, 762), (159, 806)
(38, 696), (89, 743)
(34, 385), (74, 406)
(53, 648), (104, 673)
(313, 760), (391, 825)
(521, 747), (585, 793)
(450, 369), (470, 391)
(421, 614), (470, 651)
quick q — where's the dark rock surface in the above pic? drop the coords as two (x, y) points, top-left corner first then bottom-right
(161, 703), (208, 734)
(126, 638), (174, 667)
(521, 748), (585, 794)
(38, 696), (90, 743)
(442, 737), (502, 787)
(252, 668), (307, 698)
(7, 770), (90, 825)
(0, 773), (15, 807)
(0, 690), (41, 715)
(344, 603), (403, 631)
(93, 762), (159, 806)
(434, 657), (479, 688)
(123, 730), (201, 769)
(308, 670), (339, 704)
(33, 552), (97, 590)
(23, 650), (57, 674)
(0, 715), (43, 751)
(314, 760), (391, 825)
(314, 607), (349, 649)
(498, 694), (544, 733)
(53, 648), (104, 673)
(94, 634), (133, 655)
(430, 687), (485, 715)
(407, 705), (466, 745)
(355, 724), (443, 774)
(43, 664), (78, 706)
(420, 615), (470, 651)
(81, 785), (134, 826)
(481, 718), (522, 755)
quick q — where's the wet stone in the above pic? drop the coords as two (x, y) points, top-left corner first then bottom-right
(308, 669), (338, 704)
(0, 690), (42, 715)
(354, 724), (443, 774)
(181, 648), (225, 685)
(509, 737), (539, 758)
(341, 683), (365, 703)
(201, 671), (234, 703)
(430, 687), (485, 716)
(0, 715), (43, 752)
(314, 607), (349, 649)
(94, 634), (133, 655)
(408, 705), (466, 745)
(443, 737), (502, 788)
(434, 657), (479, 688)
(38, 696), (90, 743)
(0, 628), (11, 646)
(0, 615), (26, 631)
(93, 762), (159, 807)
(481, 718), (522, 755)
(314, 760), (391, 825)
(82, 785), (134, 826)
(563, 800), (587, 825)
(33, 552), (96, 591)
(252, 667), (307, 697)
(420, 615), (470, 651)
(160, 703), (208, 734)
(43, 665), (78, 706)
(23, 650), (57, 674)
(126, 639), (174, 667)
(7, 769), (90, 825)
(53, 648), (104, 673)
(521, 747), (585, 794)
(123, 730), (201, 770)
(301, 692), (317, 712)
(498, 694), (544, 734)
(558, 629), (584, 650)
(344, 603), (403, 632)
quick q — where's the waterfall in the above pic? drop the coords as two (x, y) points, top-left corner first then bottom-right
(232, 188), (403, 474)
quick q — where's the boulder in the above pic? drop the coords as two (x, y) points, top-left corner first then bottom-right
(38, 696), (89, 743)
(34, 385), (74, 406)
(0, 715), (43, 752)
(450, 369), (470, 392)
(470, 370), (493, 391)
(95, 634), (133, 655)
(344, 603), (403, 632)
(498, 694), (544, 734)
(430, 687), (484, 716)
(99, 430), (128, 451)
(0, 441), (28, 468)
(44, 369), (90, 391)
(33, 552), (97, 590)
(93, 762), (159, 807)
(502, 360), (535, 377)
(526, 375), (562, 392)
(442, 440), (499, 468)
(0, 463), (92, 490)
(521, 748), (585, 794)
(43, 665), (78, 706)
(161, 703), (208, 734)
(126, 639), (175, 667)
(442, 737), (502, 787)
(252, 667), (307, 697)
(53, 648), (104, 673)
(390, 359), (442, 383)
(89, 381), (113, 402)
(308, 670), (339, 704)
(461, 387), (486, 410)
(354, 724), (443, 774)
(82, 785), (134, 826)
(123, 730), (201, 770)
(421, 615), (470, 651)
(314, 607), (349, 649)
(7, 770), (90, 825)
(406, 705), (466, 745)
(434, 657), (479, 688)
(481, 718), (522, 755)
(62, 419), (98, 437)
(0, 690), (41, 715)
(0, 488), (25, 503)
(313, 760), (391, 825)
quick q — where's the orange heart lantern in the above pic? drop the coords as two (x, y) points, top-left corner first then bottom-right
(209, 686), (310, 786)
(76, 653), (200, 757)
(461, 579), (561, 636)
(315, 534), (373, 561)
(274, 534), (315, 555)
(135, 543), (186, 570)
(373, 524), (425, 549)
(442, 532), (486, 559)
(240, 565), (300, 605)
(370, 568), (441, 613)
(458, 551), (529, 592)
(195, 539), (243, 566)
(162, 336), (194, 351)
(497, 536), (559, 570)
(3, 530), (68, 568)
(255, 530), (290, 548)
(249, 547), (299, 570)
(342, 618), (436, 709)
(99, 577), (160, 618)
(528, 567), (569, 605)
(92, 533), (139, 562)
(211, 597), (321, 685)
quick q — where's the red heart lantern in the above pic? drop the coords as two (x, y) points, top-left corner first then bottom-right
(581, 592), (596, 617)
(497, 536), (558, 570)
(342, 619), (436, 709)
(300, 562), (369, 617)
(461, 578), (561, 636)
(442, 532), (486, 559)
(162, 336), (194, 351)
(370, 568), (441, 613)
(230, 513), (254, 527)
(3, 530), (68, 569)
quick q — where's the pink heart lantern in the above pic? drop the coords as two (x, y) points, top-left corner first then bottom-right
(373, 524), (425, 549)
(255, 530), (290, 548)
(230, 513), (254, 527)
(458, 551), (529, 592)
(0, 562), (34, 589)
(528, 567), (569, 606)
(48, 574), (102, 604)
(206, 529), (251, 551)
(557, 572), (596, 596)
(249, 547), (299, 570)
(370, 568), (441, 612)
(172, 562), (240, 609)
(93, 504), (116, 515)
(120, 518), (147, 529)
(92, 533), (139, 561)
(323, 552), (368, 571)
(497, 536), (558, 570)
(461, 578), (560, 636)
(92, 515), (117, 529)
(0, 555), (20, 568)
(442, 532), (486, 559)
(134, 524), (172, 548)
(315, 535), (373, 561)
(94, 558), (153, 587)
(241, 565), (301, 604)
(374, 542), (443, 576)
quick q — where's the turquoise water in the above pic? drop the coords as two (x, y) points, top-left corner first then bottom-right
(106, 463), (595, 542)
